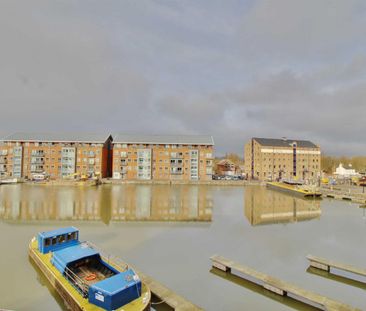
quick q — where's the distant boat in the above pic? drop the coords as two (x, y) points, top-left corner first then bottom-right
(267, 182), (322, 198)
(31, 174), (47, 182)
(0, 178), (18, 185)
(29, 227), (151, 310)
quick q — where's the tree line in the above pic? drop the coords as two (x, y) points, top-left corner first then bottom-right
(321, 155), (366, 174)
(214, 153), (366, 175)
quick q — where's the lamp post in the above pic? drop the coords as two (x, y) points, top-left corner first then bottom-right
(348, 163), (352, 193)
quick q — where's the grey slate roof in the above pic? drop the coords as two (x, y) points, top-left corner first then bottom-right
(0, 131), (11, 140)
(3, 132), (111, 143)
(112, 133), (214, 145)
(253, 137), (318, 148)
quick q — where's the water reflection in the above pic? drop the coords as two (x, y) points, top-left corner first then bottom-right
(306, 266), (366, 290)
(0, 184), (212, 223)
(245, 186), (321, 225)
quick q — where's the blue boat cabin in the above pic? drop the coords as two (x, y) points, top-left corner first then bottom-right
(37, 227), (79, 254)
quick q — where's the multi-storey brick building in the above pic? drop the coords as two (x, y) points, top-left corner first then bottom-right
(112, 134), (214, 181)
(244, 137), (321, 181)
(0, 133), (112, 179)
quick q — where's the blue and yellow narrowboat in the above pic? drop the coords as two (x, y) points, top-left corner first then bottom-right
(28, 227), (151, 311)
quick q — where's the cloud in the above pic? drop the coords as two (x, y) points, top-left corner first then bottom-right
(0, 0), (365, 156)
(238, 0), (366, 62)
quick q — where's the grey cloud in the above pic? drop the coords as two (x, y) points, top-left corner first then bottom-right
(238, 0), (366, 61)
(0, 0), (365, 157)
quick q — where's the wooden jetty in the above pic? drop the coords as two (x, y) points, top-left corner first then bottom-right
(210, 255), (360, 311)
(320, 187), (366, 204)
(307, 255), (366, 282)
(135, 269), (202, 311)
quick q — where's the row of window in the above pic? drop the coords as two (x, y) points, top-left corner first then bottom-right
(117, 158), (212, 165)
(261, 158), (319, 162)
(262, 171), (315, 177)
(115, 150), (212, 158)
(22, 165), (101, 170)
(260, 164), (319, 169)
(5, 142), (103, 147)
(117, 166), (212, 173)
(44, 232), (77, 247)
(114, 143), (211, 149)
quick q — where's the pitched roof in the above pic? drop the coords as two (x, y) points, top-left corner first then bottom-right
(253, 137), (318, 148)
(217, 159), (235, 166)
(112, 133), (214, 145)
(3, 132), (111, 143)
(0, 131), (11, 140)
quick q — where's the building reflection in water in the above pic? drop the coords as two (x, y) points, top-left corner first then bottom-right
(245, 186), (321, 226)
(111, 185), (212, 221)
(0, 184), (213, 223)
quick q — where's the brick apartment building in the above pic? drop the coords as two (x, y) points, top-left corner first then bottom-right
(244, 137), (321, 181)
(112, 134), (214, 181)
(0, 133), (112, 179)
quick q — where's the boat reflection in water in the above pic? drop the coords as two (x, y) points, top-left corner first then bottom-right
(245, 186), (321, 226)
(0, 184), (213, 223)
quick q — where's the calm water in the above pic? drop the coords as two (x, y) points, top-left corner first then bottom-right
(0, 184), (365, 310)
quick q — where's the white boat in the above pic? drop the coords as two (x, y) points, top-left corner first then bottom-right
(31, 174), (46, 181)
(0, 178), (18, 184)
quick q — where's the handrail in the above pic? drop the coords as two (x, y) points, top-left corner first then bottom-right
(51, 252), (89, 297)
(84, 241), (130, 273)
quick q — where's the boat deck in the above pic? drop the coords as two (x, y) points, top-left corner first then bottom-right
(70, 257), (116, 286)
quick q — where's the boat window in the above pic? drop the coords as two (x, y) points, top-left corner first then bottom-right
(52, 237), (57, 245)
(58, 235), (65, 244)
(44, 238), (51, 247)
(67, 232), (76, 241)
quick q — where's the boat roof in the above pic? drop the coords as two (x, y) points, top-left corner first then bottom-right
(38, 226), (78, 239)
(53, 242), (99, 271)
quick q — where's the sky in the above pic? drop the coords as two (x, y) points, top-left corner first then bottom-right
(1, 0), (366, 156)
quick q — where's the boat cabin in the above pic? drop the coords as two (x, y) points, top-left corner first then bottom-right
(37, 227), (79, 254)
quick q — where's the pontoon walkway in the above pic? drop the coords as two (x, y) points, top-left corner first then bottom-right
(307, 255), (366, 281)
(136, 270), (203, 311)
(210, 255), (360, 311)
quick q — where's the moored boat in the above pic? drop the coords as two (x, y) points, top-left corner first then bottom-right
(267, 182), (322, 198)
(28, 227), (151, 311)
(0, 177), (18, 184)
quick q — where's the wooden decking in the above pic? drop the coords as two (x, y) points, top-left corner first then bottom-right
(135, 269), (203, 311)
(320, 186), (366, 204)
(307, 255), (366, 280)
(210, 255), (360, 311)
